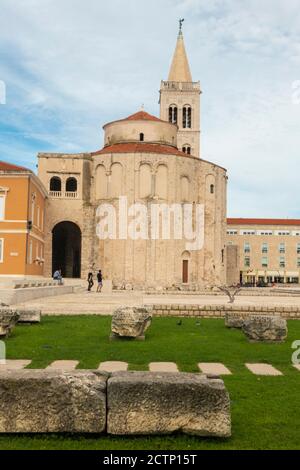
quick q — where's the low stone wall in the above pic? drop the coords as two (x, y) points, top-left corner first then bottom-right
(1, 285), (78, 306)
(144, 289), (300, 298)
(0, 370), (231, 437)
(152, 304), (300, 320)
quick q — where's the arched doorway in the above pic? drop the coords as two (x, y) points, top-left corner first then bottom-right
(52, 222), (81, 278)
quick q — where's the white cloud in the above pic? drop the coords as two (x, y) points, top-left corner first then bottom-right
(0, 0), (300, 216)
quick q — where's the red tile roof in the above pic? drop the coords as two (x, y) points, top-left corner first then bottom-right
(227, 218), (300, 226)
(0, 160), (30, 172)
(92, 142), (189, 157)
(123, 111), (164, 123)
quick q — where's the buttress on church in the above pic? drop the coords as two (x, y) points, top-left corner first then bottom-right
(0, 27), (228, 289)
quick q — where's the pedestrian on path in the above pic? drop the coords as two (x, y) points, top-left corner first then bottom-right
(97, 270), (103, 293)
(87, 272), (94, 292)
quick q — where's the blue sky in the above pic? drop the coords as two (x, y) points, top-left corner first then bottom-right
(0, 0), (300, 217)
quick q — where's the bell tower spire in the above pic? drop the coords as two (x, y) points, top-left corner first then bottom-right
(160, 20), (201, 158)
(168, 19), (193, 83)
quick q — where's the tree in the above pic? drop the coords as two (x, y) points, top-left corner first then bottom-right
(217, 286), (241, 304)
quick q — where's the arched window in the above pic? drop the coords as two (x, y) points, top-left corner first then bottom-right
(66, 177), (77, 193)
(169, 105), (178, 124)
(182, 145), (191, 155)
(140, 133), (144, 142)
(50, 177), (61, 192)
(210, 184), (215, 195)
(183, 105), (192, 129)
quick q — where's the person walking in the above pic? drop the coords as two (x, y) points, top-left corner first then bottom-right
(97, 270), (103, 293)
(87, 272), (94, 292)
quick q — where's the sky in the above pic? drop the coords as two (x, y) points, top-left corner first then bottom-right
(0, 0), (300, 218)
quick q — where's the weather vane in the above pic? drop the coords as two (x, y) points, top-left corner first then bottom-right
(179, 18), (185, 33)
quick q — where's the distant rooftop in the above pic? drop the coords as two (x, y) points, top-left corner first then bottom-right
(0, 160), (30, 172)
(228, 218), (300, 226)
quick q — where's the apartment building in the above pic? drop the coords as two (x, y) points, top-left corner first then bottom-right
(227, 218), (300, 285)
(0, 161), (47, 277)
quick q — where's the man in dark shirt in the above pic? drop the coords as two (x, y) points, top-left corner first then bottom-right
(97, 270), (103, 293)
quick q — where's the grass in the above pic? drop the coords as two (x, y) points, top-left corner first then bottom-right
(0, 316), (300, 450)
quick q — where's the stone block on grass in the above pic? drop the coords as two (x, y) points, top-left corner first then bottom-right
(107, 372), (231, 437)
(0, 308), (20, 338)
(18, 309), (41, 324)
(242, 315), (287, 343)
(0, 370), (107, 433)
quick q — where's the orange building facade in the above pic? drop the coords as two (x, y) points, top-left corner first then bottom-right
(0, 161), (47, 278)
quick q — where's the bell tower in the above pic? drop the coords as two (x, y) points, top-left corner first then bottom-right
(160, 20), (201, 158)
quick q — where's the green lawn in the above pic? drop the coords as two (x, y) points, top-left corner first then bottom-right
(0, 316), (300, 450)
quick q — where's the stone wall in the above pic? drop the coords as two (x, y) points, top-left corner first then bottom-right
(152, 304), (300, 319)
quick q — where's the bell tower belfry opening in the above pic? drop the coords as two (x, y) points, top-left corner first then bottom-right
(159, 20), (201, 158)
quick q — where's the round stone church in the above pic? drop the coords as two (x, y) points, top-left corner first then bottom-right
(37, 28), (227, 290)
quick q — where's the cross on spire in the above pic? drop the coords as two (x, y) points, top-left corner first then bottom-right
(179, 18), (185, 35)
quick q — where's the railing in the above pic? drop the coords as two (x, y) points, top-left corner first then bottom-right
(161, 81), (201, 92)
(49, 191), (78, 199)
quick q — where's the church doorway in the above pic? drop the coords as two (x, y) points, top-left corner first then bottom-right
(181, 251), (191, 284)
(52, 222), (81, 278)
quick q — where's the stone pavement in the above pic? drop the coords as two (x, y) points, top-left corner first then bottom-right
(0, 360), (293, 377)
(98, 361), (128, 372)
(198, 363), (232, 375)
(12, 290), (300, 315)
(245, 363), (283, 376)
(149, 362), (179, 372)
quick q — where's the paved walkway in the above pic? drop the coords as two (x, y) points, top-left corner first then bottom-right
(12, 291), (300, 315)
(0, 360), (297, 376)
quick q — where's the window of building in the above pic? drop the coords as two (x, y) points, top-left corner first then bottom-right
(262, 257), (268, 268)
(297, 243), (300, 254)
(31, 198), (35, 226)
(0, 239), (4, 263)
(28, 240), (33, 264)
(182, 145), (191, 155)
(50, 177), (62, 192)
(183, 105), (192, 128)
(279, 243), (286, 254)
(169, 105), (178, 124)
(262, 243), (268, 254)
(37, 206), (40, 228)
(0, 196), (5, 220)
(66, 177), (77, 193)
(227, 230), (238, 235)
(139, 133), (144, 142)
(244, 256), (250, 267)
(276, 231), (290, 236)
(240, 230), (256, 235)
(258, 231), (273, 236)
(244, 242), (251, 253)
(279, 256), (286, 268)
(297, 258), (300, 268)
(210, 184), (215, 194)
